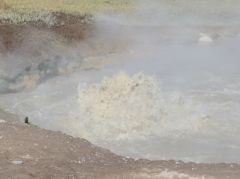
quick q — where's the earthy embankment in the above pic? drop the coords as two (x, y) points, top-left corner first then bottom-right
(0, 12), (93, 52)
(0, 109), (240, 179)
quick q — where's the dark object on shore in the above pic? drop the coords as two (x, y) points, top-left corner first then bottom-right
(24, 117), (29, 124)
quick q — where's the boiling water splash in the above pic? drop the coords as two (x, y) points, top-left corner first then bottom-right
(77, 72), (211, 142)
(78, 72), (162, 140)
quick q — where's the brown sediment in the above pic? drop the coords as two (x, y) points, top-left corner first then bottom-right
(0, 12), (94, 52)
(0, 109), (240, 179)
(0, 24), (25, 50)
(47, 12), (93, 41)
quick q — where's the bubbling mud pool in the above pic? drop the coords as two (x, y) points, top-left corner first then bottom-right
(1, 63), (240, 163)
(1, 1), (240, 163)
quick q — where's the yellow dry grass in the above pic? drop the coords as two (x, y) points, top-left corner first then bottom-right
(0, 0), (135, 24)
(0, 0), (135, 14)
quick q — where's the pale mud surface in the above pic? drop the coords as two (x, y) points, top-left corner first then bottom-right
(0, 109), (240, 179)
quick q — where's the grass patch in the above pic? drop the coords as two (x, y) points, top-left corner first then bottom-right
(4, 0), (135, 14)
(0, 0), (135, 25)
(0, 0), (135, 26)
(0, 11), (57, 25)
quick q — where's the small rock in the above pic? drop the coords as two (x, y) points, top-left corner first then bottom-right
(0, 119), (6, 123)
(11, 160), (23, 165)
(21, 154), (32, 159)
(198, 33), (213, 44)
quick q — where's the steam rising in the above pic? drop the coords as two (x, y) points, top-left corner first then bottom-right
(0, 0), (240, 163)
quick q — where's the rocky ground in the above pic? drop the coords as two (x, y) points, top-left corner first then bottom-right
(0, 109), (240, 179)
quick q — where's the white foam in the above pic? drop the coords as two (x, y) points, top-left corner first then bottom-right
(76, 72), (212, 142)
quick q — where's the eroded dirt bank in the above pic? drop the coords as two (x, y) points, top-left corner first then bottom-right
(0, 13), (93, 52)
(0, 109), (240, 179)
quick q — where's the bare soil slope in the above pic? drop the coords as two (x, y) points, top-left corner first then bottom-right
(0, 109), (240, 179)
(0, 13), (93, 51)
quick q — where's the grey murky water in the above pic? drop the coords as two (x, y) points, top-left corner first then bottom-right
(0, 0), (240, 163)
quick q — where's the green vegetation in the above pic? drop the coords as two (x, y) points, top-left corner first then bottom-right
(0, 0), (135, 24)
